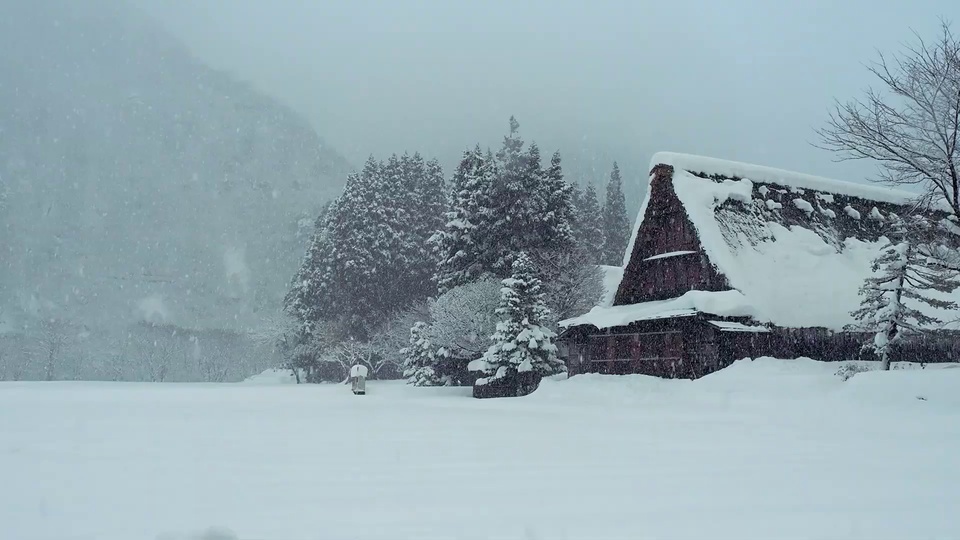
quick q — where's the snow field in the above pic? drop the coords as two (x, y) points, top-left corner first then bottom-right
(1, 358), (958, 540)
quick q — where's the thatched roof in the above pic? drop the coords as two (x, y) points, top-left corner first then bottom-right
(563, 153), (959, 331)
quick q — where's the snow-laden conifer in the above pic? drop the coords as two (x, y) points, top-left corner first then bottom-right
(851, 218), (959, 370)
(472, 252), (564, 388)
(401, 321), (445, 386)
(601, 162), (631, 265)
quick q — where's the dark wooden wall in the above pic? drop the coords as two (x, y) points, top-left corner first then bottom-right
(615, 165), (728, 306)
(563, 317), (720, 379)
(562, 318), (960, 381)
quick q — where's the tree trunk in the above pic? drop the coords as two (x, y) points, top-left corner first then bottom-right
(880, 348), (891, 371)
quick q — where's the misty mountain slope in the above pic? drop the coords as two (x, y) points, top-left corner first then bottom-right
(0, 0), (351, 333)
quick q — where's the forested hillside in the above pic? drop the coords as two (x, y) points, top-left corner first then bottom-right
(0, 0), (351, 336)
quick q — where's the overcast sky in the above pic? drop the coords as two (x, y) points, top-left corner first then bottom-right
(136, 0), (956, 186)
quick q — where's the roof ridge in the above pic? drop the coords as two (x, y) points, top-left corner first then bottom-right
(650, 152), (917, 206)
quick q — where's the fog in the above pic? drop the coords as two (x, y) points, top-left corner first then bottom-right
(138, 0), (954, 183)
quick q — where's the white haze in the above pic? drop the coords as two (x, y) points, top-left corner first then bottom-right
(138, 0), (955, 185)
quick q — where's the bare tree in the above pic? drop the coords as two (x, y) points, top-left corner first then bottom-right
(331, 338), (396, 380)
(529, 248), (605, 327)
(102, 348), (126, 382)
(195, 338), (230, 383)
(143, 337), (175, 383)
(369, 304), (429, 374)
(427, 279), (501, 360)
(35, 319), (68, 381)
(0, 335), (27, 381)
(817, 20), (960, 217)
(248, 310), (300, 380)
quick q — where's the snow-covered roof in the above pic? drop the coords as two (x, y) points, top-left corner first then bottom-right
(650, 152), (918, 205)
(606, 153), (960, 331)
(598, 265), (625, 307)
(561, 290), (754, 329)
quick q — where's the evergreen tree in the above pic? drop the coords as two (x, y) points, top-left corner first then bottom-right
(574, 182), (604, 264)
(434, 146), (497, 293)
(401, 321), (445, 386)
(569, 182), (583, 218)
(408, 156), (447, 296)
(487, 118), (576, 274)
(285, 157), (396, 340)
(851, 219), (959, 370)
(437, 118), (576, 293)
(488, 118), (535, 274)
(600, 162), (631, 266)
(473, 252), (564, 391)
(540, 150), (576, 252)
(284, 201), (337, 339)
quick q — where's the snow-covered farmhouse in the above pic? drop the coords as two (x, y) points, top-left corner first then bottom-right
(559, 153), (960, 378)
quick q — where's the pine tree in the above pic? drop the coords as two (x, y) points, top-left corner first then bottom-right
(851, 219), (959, 370)
(600, 162), (631, 266)
(409, 156), (447, 296)
(285, 157), (397, 339)
(540, 150), (576, 252)
(284, 201), (337, 339)
(488, 118), (535, 274)
(473, 252), (564, 392)
(570, 182), (583, 218)
(574, 182), (604, 264)
(401, 321), (445, 386)
(434, 146), (497, 293)
(486, 118), (576, 274)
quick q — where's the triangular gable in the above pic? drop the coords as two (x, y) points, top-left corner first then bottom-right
(614, 164), (728, 306)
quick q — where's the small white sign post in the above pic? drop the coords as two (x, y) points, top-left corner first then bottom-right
(350, 364), (368, 395)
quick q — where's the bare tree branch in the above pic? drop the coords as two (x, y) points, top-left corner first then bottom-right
(816, 20), (960, 217)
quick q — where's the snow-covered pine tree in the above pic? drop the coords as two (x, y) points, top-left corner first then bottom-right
(381, 153), (419, 308)
(570, 182), (583, 219)
(851, 219), (959, 370)
(601, 162), (631, 266)
(323, 157), (394, 338)
(434, 146), (497, 293)
(284, 201), (336, 339)
(574, 182), (604, 264)
(401, 321), (445, 386)
(472, 252), (564, 396)
(407, 155), (447, 298)
(539, 150), (576, 252)
(488, 118), (535, 274)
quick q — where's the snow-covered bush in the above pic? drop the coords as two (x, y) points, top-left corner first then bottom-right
(835, 362), (875, 381)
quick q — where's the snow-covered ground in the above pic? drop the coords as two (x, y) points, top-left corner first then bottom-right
(2, 358), (959, 540)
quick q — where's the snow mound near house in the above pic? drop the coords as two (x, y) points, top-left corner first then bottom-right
(533, 357), (960, 410)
